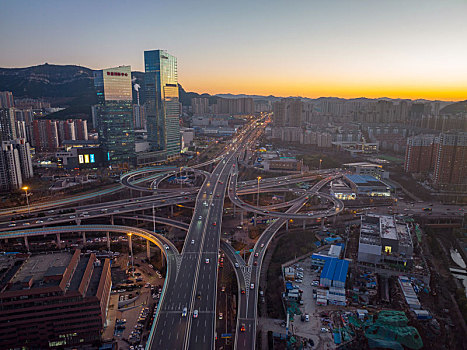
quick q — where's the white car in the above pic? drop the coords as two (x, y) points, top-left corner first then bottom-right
(234, 262), (239, 268)
(250, 283), (255, 289)
(199, 216), (202, 220)
(182, 307), (187, 317)
(164, 245), (169, 250)
(205, 258), (210, 264)
(193, 310), (199, 318)
(191, 239), (195, 244)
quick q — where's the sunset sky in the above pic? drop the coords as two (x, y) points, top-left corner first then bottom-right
(1, 0), (466, 101)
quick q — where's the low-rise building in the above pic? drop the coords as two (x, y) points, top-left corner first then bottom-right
(344, 174), (391, 197)
(0, 250), (111, 349)
(357, 215), (414, 266)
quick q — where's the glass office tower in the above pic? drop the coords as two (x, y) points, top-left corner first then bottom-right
(94, 66), (135, 167)
(144, 50), (180, 160)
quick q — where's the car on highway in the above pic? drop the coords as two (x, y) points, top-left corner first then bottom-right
(254, 252), (259, 257)
(191, 239), (195, 244)
(8, 223), (16, 227)
(213, 222), (217, 226)
(221, 286), (226, 292)
(253, 261), (257, 266)
(23, 222), (30, 226)
(182, 307), (187, 317)
(241, 289), (245, 294)
(234, 262), (239, 268)
(198, 215), (202, 220)
(69, 215), (76, 219)
(193, 310), (198, 318)
(250, 283), (255, 289)
(240, 324), (246, 332)
(260, 243), (264, 248)
(164, 245), (169, 250)
(218, 312), (223, 320)
(205, 258), (210, 264)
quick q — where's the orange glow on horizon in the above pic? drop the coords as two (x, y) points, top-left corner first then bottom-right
(181, 76), (467, 102)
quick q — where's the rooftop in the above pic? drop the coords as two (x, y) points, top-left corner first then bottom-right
(345, 174), (388, 187)
(380, 215), (398, 241)
(10, 252), (72, 289)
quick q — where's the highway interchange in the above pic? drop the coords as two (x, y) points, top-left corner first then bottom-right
(1, 118), (353, 350)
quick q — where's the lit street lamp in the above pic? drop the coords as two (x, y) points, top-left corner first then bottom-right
(22, 186), (30, 214)
(319, 159), (322, 170)
(257, 176), (261, 207)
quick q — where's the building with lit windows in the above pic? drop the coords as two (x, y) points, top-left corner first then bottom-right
(344, 174), (391, 197)
(0, 250), (111, 349)
(357, 214), (414, 267)
(144, 50), (181, 160)
(94, 65), (135, 167)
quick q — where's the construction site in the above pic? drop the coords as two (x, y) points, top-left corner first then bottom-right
(268, 213), (466, 349)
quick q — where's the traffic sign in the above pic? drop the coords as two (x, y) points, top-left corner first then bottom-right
(249, 249), (254, 252)
(221, 333), (232, 339)
(235, 251), (240, 254)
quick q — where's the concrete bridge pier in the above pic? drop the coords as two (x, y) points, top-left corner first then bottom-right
(110, 216), (114, 225)
(24, 236), (29, 252)
(170, 205), (174, 217)
(286, 220), (289, 231)
(56, 233), (61, 249)
(254, 213), (257, 227)
(302, 220), (306, 230)
(106, 232), (111, 251)
(82, 232), (86, 246)
(146, 240), (151, 260)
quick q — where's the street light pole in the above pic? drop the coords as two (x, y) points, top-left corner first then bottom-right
(257, 176), (261, 207)
(22, 186), (30, 214)
(180, 167), (183, 189)
(319, 159), (322, 170)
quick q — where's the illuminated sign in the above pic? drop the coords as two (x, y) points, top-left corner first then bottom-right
(79, 154), (96, 164)
(106, 72), (128, 76)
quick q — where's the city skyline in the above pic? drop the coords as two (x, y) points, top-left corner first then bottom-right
(1, 0), (466, 101)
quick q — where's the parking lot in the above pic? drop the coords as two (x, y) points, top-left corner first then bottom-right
(282, 258), (334, 349)
(103, 253), (164, 350)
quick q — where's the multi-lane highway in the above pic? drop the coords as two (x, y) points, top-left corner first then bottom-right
(148, 121), (263, 349)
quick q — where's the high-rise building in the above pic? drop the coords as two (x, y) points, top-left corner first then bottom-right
(32, 119), (59, 151)
(94, 66), (135, 166)
(0, 108), (17, 141)
(0, 141), (23, 191)
(433, 132), (467, 186)
(144, 50), (180, 159)
(191, 97), (209, 115)
(0, 91), (14, 108)
(273, 98), (303, 127)
(404, 135), (436, 173)
(74, 119), (88, 140)
(57, 120), (76, 145)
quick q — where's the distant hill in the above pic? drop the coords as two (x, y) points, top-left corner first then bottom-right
(440, 100), (467, 115)
(0, 64), (215, 121)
